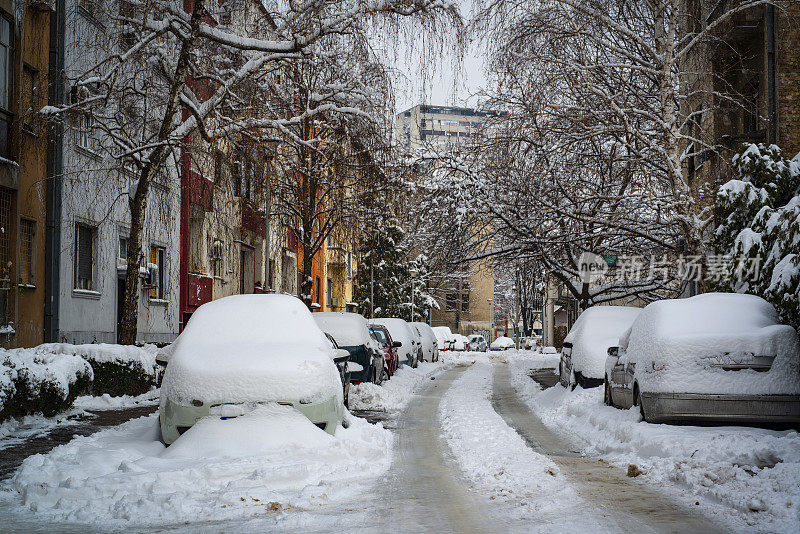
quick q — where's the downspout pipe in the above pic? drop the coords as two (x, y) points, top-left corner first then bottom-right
(766, 4), (777, 145)
(45, 0), (65, 342)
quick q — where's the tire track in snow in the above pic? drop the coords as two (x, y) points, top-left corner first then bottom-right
(492, 363), (727, 533)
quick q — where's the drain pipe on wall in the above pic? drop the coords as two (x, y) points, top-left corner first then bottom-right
(766, 3), (777, 145)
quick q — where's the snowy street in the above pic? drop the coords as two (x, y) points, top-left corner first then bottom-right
(2, 351), (796, 533)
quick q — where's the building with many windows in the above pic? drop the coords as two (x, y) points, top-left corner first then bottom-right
(395, 104), (503, 151)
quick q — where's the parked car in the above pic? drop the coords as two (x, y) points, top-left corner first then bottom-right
(369, 324), (400, 376)
(159, 294), (346, 445)
(432, 326), (455, 351)
(541, 346), (558, 355)
(604, 293), (800, 424)
(490, 336), (515, 351)
(559, 306), (642, 390)
(314, 312), (386, 384)
(371, 318), (419, 368)
(324, 333), (352, 407)
(451, 333), (471, 351)
(408, 323), (426, 363)
(468, 334), (488, 352)
(411, 322), (439, 362)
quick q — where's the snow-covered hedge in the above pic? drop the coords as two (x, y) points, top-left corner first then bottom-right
(713, 143), (800, 329)
(40, 343), (159, 397)
(0, 349), (92, 421)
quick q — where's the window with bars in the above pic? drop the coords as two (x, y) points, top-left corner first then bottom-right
(75, 224), (95, 290)
(19, 219), (35, 285)
(77, 112), (94, 151)
(149, 245), (165, 300)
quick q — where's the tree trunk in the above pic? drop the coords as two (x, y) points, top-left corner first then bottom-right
(117, 0), (206, 345)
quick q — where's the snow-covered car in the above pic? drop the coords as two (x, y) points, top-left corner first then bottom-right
(159, 294), (346, 445)
(314, 312), (386, 384)
(605, 293), (800, 424)
(411, 322), (439, 362)
(369, 324), (400, 376)
(324, 333), (353, 407)
(371, 318), (419, 368)
(468, 334), (488, 352)
(432, 326), (455, 351)
(559, 306), (642, 390)
(408, 323), (425, 363)
(451, 333), (471, 351)
(490, 336), (515, 351)
(541, 346), (558, 355)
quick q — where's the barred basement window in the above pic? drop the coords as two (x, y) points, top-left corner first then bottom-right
(75, 224), (95, 290)
(19, 219), (35, 285)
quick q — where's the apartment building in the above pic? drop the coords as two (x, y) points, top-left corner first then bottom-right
(395, 104), (503, 151)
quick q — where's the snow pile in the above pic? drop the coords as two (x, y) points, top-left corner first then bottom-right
(163, 295), (341, 406)
(510, 358), (800, 532)
(73, 389), (160, 410)
(0, 348), (92, 420)
(438, 363), (576, 519)
(2, 407), (392, 528)
(563, 306), (641, 378)
(620, 293), (800, 394)
(349, 360), (445, 411)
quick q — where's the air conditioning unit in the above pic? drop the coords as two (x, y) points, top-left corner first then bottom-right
(142, 262), (159, 287)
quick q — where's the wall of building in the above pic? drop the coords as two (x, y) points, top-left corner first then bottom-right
(777, 3), (800, 156)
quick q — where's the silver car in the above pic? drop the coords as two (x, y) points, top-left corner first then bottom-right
(604, 294), (800, 424)
(468, 334), (488, 352)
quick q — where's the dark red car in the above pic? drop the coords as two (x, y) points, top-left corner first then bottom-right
(369, 324), (400, 377)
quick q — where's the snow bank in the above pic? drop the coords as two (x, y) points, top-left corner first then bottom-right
(41, 342), (159, 396)
(349, 360), (445, 411)
(620, 293), (800, 395)
(563, 306), (641, 378)
(2, 407), (392, 528)
(73, 389), (160, 411)
(510, 357), (800, 532)
(163, 294), (341, 406)
(439, 362), (577, 520)
(0, 349), (92, 420)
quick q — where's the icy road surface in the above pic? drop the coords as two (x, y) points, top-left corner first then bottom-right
(1, 353), (794, 532)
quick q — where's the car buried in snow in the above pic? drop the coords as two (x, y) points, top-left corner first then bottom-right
(159, 294), (346, 445)
(371, 318), (419, 368)
(432, 326), (456, 351)
(314, 312), (387, 385)
(490, 336), (515, 351)
(559, 305), (642, 390)
(369, 324), (401, 376)
(411, 322), (440, 362)
(604, 293), (800, 424)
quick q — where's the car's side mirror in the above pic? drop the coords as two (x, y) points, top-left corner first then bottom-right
(607, 346), (619, 358)
(393, 341), (403, 348)
(333, 348), (350, 362)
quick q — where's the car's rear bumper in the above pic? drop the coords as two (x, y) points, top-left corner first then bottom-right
(641, 392), (800, 424)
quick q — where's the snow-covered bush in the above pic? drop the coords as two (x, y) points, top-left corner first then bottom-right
(712, 143), (800, 329)
(0, 349), (92, 421)
(40, 343), (159, 397)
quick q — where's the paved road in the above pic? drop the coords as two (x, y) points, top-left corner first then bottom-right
(492, 364), (726, 533)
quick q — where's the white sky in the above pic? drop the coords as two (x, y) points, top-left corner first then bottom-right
(373, 2), (489, 114)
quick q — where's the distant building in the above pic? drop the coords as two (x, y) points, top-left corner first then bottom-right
(396, 104), (498, 337)
(395, 104), (504, 151)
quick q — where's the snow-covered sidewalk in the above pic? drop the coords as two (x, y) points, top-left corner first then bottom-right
(510, 355), (800, 533)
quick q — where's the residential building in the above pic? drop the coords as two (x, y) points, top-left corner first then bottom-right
(45, 0), (179, 344)
(0, 1), (51, 347)
(395, 104), (504, 151)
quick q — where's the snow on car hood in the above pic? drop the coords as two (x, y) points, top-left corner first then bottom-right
(565, 306), (641, 379)
(620, 293), (800, 395)
(162, 294), (341, 406)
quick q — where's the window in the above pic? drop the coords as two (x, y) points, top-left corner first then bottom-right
(240, 245), (254, 294)
(347, 252), (352, 279)
(19, 219), (35, 285)
(461, 292), (470, 313)
(149, 245), (165, 299)
(326, 277), (332, 307)
(75, 224), (95, 290)
(119, 0), (136, 51)
(77, 112), (94, 151)
(445, 292), (458, 312)
(118, 235), (128, 263)
(315, 276), (321, 304)
(326, 234), (333, 247)
(0, 18), (11, 112)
